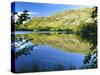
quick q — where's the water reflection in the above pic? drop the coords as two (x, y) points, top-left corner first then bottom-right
(14, 32), (90, 54)
(11, 37), (38, 59)
(11, 32), (90, 73)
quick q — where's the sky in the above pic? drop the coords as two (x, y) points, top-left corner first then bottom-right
(11, 2), (93, 17)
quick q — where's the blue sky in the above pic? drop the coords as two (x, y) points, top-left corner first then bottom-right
(11, 2), (93, 17)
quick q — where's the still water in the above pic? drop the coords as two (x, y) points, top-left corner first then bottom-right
(11, 31), (89, 73)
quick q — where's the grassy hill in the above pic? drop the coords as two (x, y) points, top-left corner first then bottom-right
(16, 8), (93, 31)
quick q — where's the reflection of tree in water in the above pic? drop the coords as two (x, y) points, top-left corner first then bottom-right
(11, 37), (38, 59)
(32, 62), (77, 72)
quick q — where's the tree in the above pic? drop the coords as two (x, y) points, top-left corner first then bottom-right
(16, 9), (30, 25)
(11, 9), (30, 31)
(11, 12), (18, 31)
(79, 7), (97, 68)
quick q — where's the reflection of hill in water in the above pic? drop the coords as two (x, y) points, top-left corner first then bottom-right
(15, 44), (85, 73)
(15, 32), (91, 55)
(11, 32), (89, 72)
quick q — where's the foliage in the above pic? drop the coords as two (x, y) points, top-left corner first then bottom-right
(11, 9), (30, 26)
(16, 9), (30, 25)
(11, 12), (17, 31)
(79, 7), (97, 68)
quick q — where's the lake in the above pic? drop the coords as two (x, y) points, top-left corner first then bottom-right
(11, 31), (90, 73)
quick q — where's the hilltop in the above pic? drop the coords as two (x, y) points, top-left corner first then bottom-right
(16, 8), (93, 31)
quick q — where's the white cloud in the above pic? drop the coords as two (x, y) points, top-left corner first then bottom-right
(28, 12), (39, 14)
(17, 11), (39, 15)
(14, 11), (39, 21)
(14, 11), (39, 22)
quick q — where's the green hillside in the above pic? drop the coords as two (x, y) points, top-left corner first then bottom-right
(16, 8), (93, 31)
